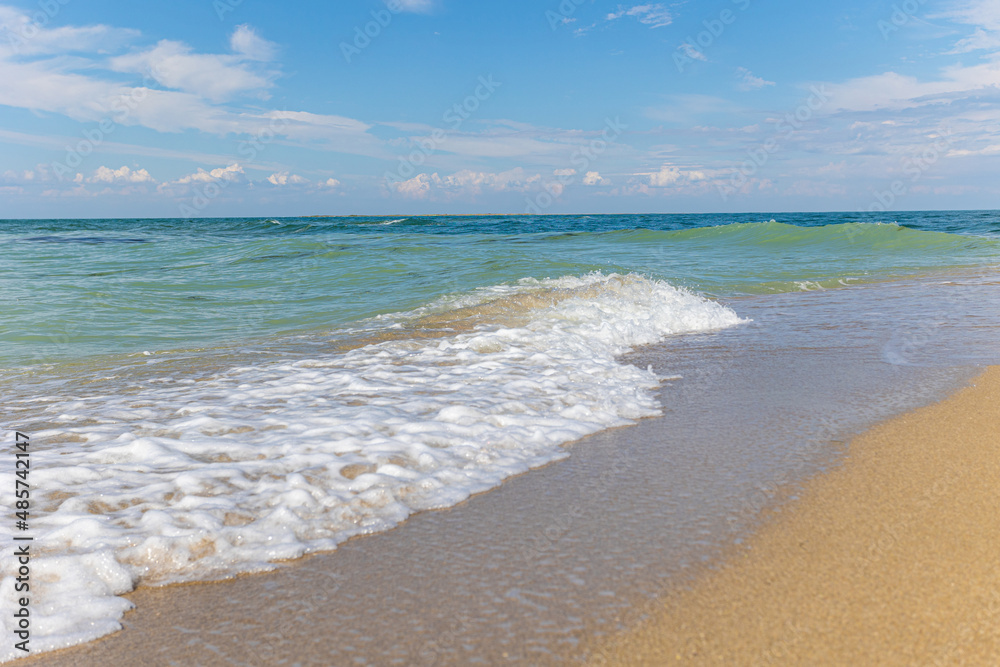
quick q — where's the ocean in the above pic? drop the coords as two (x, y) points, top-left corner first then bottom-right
(2, 212), (999, 662)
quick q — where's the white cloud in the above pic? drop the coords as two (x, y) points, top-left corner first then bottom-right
(0, 10), (638, 175)
(110, 27), (278, 103)
(606, 4), (672, 28)
(0, 6), (138, 57)
(2, 169), (34, 183)
(679, 43), (708, 62)
(647, 166), (682, 186)
(952, 27), (1000, 52)
(173, 164), (245, 185)
(90, 165), (153, 184)
(937, 0), (1000, 52)
(394, 173), (434, 198)
(389, 168), (542, 199)
(0, 55), (377, 153)
(390, 0), (435, 13)
(583, 171), (610, 186)
(553, 168), (576, 177)
(0, 11), (385, 156)
(266, 171), (308, 186)
(825, 60), (1000, 112)
(264, 110), (373, 142)
(948, 143), (1000, 157)
(323, 178), (342, 188)
(230, 24), (277, 61)
(736, 67), (775, 91)
(0, 165), (62, 184)
(644, 165), (707, 187)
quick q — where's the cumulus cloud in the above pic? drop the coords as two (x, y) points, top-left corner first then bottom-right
(266, 171), (308, 186)
(645, 165), (707, 187)
(173, 164), (246, 184)
(322, 178), (342, 188)
(389, 168), (542, 199)
(2, 168), (38, 184)
(90, 165), (153, 183)
(7, 163), (154, 196)
(583, 171), (610, 186)
(393, 173), (434, 198)
(2, 164), (76, 184)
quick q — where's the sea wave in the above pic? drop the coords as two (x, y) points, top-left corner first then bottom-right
(0, 272), (743, 660)
(590, 220), (1000, 253)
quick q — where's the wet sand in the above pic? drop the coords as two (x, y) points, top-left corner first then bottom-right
(594, 366), (1000, 666)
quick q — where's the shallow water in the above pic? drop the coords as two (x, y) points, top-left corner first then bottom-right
(3, 212), (998, 368)
(25, 268), (1000, 666)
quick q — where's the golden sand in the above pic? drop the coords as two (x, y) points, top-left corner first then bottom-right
(593, 367), (1000, 666)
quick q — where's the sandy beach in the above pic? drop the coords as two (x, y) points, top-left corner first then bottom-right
(593, 366), (1000, 666)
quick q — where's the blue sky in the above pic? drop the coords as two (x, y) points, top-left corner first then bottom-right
(0, 0), (998, 217)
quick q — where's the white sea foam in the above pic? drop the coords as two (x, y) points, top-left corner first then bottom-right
(0, 273), (743, 660)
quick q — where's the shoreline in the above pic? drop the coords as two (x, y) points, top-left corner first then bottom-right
(16, 282), (997, 666)
(593, 365), (1000, 666)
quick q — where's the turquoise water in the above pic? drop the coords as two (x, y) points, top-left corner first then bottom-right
(1, 211), (999, 659)
(2, 212), (998, 367)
